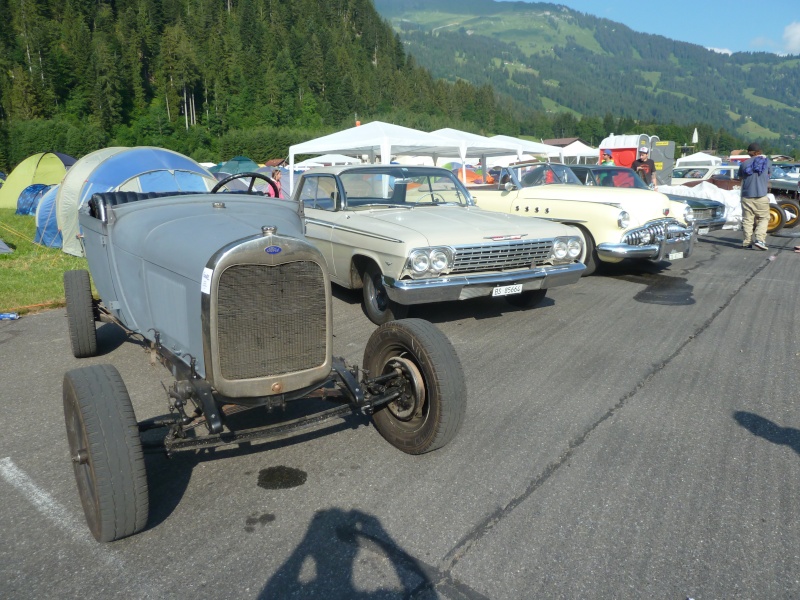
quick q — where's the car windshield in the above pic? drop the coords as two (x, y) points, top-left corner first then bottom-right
(771, 166), (787, 179)
(574, 167), (649, 190)
(339, 167), (471, 208)
(511, 163), (581, 188)
(673, 168), (708, 179)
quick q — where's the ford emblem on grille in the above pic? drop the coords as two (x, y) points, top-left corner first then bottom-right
(265, 245), (282, 254)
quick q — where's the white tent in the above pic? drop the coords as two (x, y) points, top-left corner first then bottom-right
(488, 134), (563, 156)
(675, 152), (723, 168)
(430, 128), (530, 183)
(288, 121), (463, 193)
(554, 140), (599, 164)
(294, 153), (361, 169)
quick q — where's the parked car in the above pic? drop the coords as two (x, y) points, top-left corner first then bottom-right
(569, 164), (726, 236)
(293, 165), (586, 325)
(670, 164), (740, 186)
(63, 172), (467, 542)
(469, 162), (696, 276)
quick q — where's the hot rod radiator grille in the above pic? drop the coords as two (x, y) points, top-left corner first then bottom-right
(451, 239), (552, 273)
(216, 262), (327, 380)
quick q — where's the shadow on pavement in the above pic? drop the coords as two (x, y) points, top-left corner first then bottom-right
(260, 508), (435, 599)
(733, 411), (800, 456)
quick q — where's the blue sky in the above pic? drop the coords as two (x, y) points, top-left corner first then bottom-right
(498, 1), (800, 55)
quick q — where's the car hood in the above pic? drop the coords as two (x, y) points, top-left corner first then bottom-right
(518, 184), (688, 226)
(351, 205), (578, 246)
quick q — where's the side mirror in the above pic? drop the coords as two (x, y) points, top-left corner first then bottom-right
(504, 181), (515, 192)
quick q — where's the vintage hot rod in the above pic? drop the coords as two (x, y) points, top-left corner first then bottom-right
(62, 172), (466, 542)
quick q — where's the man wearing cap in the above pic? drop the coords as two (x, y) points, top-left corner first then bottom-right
(737, 142), (771, 250)
(632, 147), (657, 190)
(600, 149), (615, 165)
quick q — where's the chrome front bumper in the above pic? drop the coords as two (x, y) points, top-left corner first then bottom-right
(383, 263), (586, 305)
(597, 224), (695, 261)
(695, 216), (727, 233)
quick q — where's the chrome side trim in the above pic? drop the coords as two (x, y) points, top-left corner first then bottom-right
(304, 217), (404, 244)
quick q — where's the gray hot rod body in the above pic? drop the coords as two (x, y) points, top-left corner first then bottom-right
(79, 193), (331, 398)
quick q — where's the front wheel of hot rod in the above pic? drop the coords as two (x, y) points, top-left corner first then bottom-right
(364, 319), (466, 454)
(63, 364), (149, 542)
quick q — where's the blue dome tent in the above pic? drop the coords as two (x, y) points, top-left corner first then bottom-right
(35, 185), (62, 248)
(56, 147), (215, 256)
(16, 183), (54, 215)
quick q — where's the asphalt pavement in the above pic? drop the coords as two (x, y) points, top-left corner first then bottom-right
(1, 228), (799, 599)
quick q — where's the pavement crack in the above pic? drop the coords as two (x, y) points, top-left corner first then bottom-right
(436, 252), (775, 575)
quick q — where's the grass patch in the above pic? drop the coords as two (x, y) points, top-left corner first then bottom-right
(743, 87), (800, 113)
(736, 119), (780, 139)
(0, 209), (88, 313)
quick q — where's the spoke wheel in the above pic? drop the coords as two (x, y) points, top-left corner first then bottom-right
(364, 319), (466, 454)
(64, 364), (149, 542)
(767, 203), (785, 234)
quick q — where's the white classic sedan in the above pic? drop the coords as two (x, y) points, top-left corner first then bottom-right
(291, 165), (586, 324)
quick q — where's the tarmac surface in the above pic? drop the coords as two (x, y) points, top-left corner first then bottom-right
(1, 228), (799, 599)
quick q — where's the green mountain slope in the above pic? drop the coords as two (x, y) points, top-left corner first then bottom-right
(375, 0), (800, 143)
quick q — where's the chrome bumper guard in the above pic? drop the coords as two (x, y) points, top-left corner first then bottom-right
(383, 263), (586, 305)
(597, 223), (695, 261)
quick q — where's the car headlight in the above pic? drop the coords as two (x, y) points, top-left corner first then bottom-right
(409, 250), (430, 273)
(430, 249), (449, 272)
(567, 237), (582, 259)
(553, 238), (568, 260)
(684, 205), (694, 224)
(406, 247), (453, 277)
(618, 211), (630, 229)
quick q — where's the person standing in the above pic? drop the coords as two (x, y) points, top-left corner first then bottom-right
(268, 169), (283, 198)
(632, 147), (657, 190)
(738, 142), (771, 250)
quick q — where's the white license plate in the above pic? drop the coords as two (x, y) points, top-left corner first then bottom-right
(697, 227), (710, 235)
(668, 251), (684, 260)
(492, 284), (523, 297)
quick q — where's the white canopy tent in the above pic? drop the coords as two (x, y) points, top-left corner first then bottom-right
(553, 140), (598, 164)
(288, 121), (463, 193)
(675, 151), (723, 168)
(295, 153), (362, 168)
(430, 129), (531, 183)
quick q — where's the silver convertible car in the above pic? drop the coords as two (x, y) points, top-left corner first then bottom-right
(292, 165), (586, 324)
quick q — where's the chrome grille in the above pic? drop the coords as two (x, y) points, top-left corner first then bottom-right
(451, 239), (552, 273)
(622, 220), (689, 246)
(216, 262), (327, 380)
(693, 208), (712, 221)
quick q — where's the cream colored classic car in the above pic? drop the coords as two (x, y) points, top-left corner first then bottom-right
(292, 165), (586, 324)
(469, 162), (696, 275)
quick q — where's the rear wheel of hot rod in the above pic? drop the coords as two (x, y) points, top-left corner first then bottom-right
(63, 364), (148, 542)
(364, 319), (466, 454)
(64, 270), (97, 358)
(767, 203), (785, 234)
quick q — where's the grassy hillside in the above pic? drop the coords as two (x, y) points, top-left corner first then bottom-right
(376, 0), (800, 148)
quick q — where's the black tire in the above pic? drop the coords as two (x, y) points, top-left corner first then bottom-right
(63, 364), (149, 542)
(364, 319), (466, 454)
(776, 197), (800, 229)
(362, 264), (409, 325)
(767, 202), (785, 234)
(576, 226), (599, 276)
(64, 270), (97, 358)
(505, 289), (546, 308)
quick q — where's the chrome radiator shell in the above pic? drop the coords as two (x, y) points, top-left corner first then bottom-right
(201, 232), (332, 398)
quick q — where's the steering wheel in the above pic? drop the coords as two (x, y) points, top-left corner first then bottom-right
(424, 192), (447, 204)
(210, 172), (279, 197)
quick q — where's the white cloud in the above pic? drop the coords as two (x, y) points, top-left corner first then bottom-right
(783, 22), (800, 55)
(708, 47), (732, 55)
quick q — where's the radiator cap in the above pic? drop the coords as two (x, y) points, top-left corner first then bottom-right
(261, 225), (277, 235)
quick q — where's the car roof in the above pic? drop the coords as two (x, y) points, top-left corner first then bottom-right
(301, 164), (454, 176)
